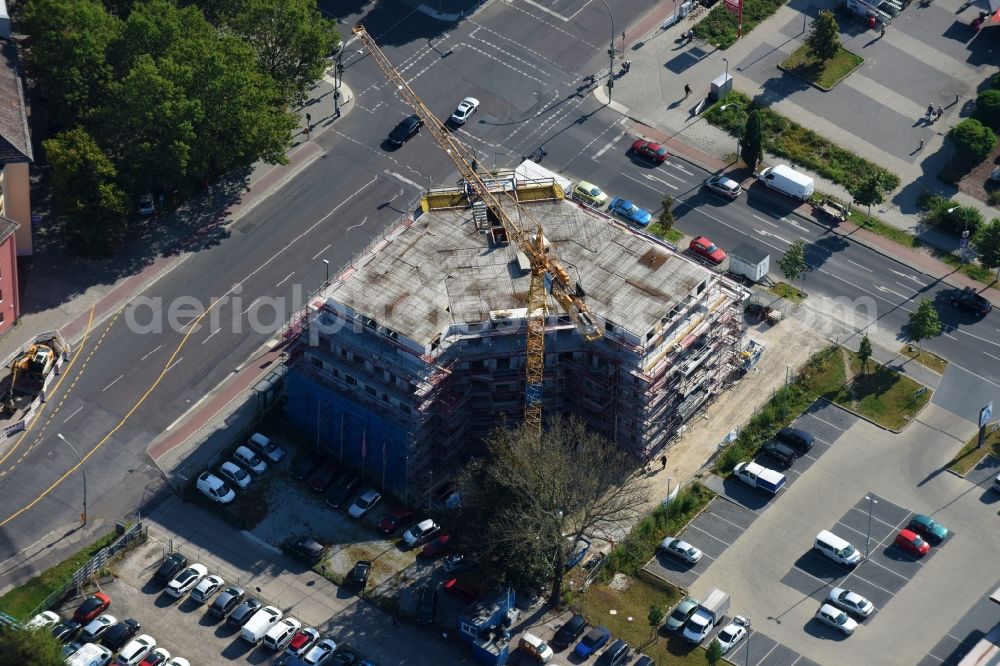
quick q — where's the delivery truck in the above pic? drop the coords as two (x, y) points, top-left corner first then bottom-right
(734, 460), (787, 494)
(682, 588), (731, 644)
(728, 242), (770, 283)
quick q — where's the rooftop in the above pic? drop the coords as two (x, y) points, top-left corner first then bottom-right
(0, 40), (31, 163)
(326, 197), (713, 346)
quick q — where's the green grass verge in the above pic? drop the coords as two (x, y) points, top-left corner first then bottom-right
(0, 530), (118, 620)
(693, 0), (788, 49)
(704, 93), (900, 193)
(647, 222), (684, 244)
(779, 45), (864, 90)
(947, 425), (1000, 476)
(899, 344), (949, 374)
(769, 281), (806, 303)
(934, 251), (995, 284)
(846, 210), (919, 248)
(829, 352), (931, 431)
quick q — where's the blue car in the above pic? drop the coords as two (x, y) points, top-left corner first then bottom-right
(574, 626), (611, 658)
(608, 198), (652, 227)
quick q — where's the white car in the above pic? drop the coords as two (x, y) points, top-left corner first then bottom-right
(166, 563), (208, 598)
(144, 648), (170, 664)
(449, 97), (480, 125)
(190, 574), (225, 604)
(301, 638), (337, 665)
(25, 610), (60, 629)
(348, 489), (382, 518)
(66, 642), (112, 666)
(716, 616), (749, 654)
(233, 445), (267, 474)
(826, 587), (874, 618)
(815, 603), (858, 635)
(217, 461), (251, 489)
(80, 614), (116, 642)
(403, 519), (440, 547)
(116, 634), (155, 665)
(264, 616), (302, 651)
(659, 536), (703, 564)
(165, 659), (190, 666)
(196, 472), (235, 504)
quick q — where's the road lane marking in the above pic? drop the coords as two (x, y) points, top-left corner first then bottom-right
(62, 406), (83, 423)
(634, 173), (677, 191)
(140, 345), (161, 361)
(102, 375), (123, 392)
(519, 0), (570, 20)
(890, 269), (923, 284)
(985, 352), (1000, 362)
(386, 169), (423, 190)
(752, 228), (791, 244)
(780, 216), (805, 230)
(241, 298), (260, 315)
(202, 328), (221, 345)
(873, 284), (906, 299)
(944, 332), (958, 341)
(311, 244), (331, 260)
(752, 214), (779, 228)
(166, 357), (183, 372)
(276, 272), (294, 287)
(592, 136), (619, 160)
(848, 260), (873, 272)
(165, 392), (210, 431)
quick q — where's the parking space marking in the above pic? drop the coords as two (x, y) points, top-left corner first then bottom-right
(686, 522), (735, 548)
(845, 505), (900, 531)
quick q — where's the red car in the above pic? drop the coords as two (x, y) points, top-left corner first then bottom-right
(631, 139), (669, 165)
(378, 508), (415, 535)
(308, 460), (339, 493)
(894, 529), (929, 557)
(421, 534), (451, 558)
(689, 236), (727, 264)
(443, 577), (478, 604)
(72, 592), (111, 623)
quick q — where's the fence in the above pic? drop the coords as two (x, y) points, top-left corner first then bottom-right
(24, 521), (147, 622)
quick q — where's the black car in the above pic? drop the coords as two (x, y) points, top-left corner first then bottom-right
(102, 618), (141, 652)
(209, 586), (246, 618)
(326, 474), (361, 509)
(760, 440), (797, 467)
(349, 560), (371, 590)
(51, 620), (82, 644)
(950, 286), (992, 317)
(227, 597), (262, 628)
(595, 639), (630, 666)
(153, 552), (188, 586)
(286, 536), (329, 564)
(331, 648), (360, 665)
(776, 427), (814, 454)
(387, 115), (423, 147)
(632, 656), (655, 666)
(291, 453), (324, 481)
(415, 585), (437, 626)
(552, 614), (587, 649)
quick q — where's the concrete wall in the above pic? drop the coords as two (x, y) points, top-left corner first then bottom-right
(0, 233), (17, 335)
(1, 163), (32, 255)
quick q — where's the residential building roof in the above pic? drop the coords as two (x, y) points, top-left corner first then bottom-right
(0, 40), (32, 164)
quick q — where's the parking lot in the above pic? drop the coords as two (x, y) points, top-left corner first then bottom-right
(921, 578), (1000, 666)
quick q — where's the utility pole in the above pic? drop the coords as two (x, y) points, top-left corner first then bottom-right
(57, 433), (87, 524)
(599, 0), (616, 103)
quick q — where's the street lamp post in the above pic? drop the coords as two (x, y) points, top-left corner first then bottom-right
(599, 0), (616, 103)
(864, 495), (878, 559)
(57, 433), (87, 524)
(322, 259), (330, 284)
(723, 57), (729, 80)
(744, 616), (752, 666)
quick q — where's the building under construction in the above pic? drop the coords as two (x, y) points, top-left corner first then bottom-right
(284, 175), (746, 502)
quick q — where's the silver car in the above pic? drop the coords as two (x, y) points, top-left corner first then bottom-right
(659, 536), (703, 564)
(826, 587), (874, 618)
(815, 603), (858, 635)
(704, 174), (742, 199)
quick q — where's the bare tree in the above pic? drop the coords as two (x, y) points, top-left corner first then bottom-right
(452, 417), (649, 607)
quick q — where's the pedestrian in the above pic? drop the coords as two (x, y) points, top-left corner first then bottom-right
(926, 104), (934, 120)
(305, 112), (312, 126)
(660, 455), (667, 470)
(684, 83), (692, 98)
(936, 105), (944, 119)
(880, 25), (886, 37)
(539, 145), (547, 157)
(868, 15), (876, 30)
(919, 138), (924, 150)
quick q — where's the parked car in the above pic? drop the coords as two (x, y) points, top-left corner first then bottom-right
(52, 620), (82, 644)
(25, 611), (60, 630)
(330, 648), (360, 665)
(286, 627), (321, 658)
(233, 445), (267, 474)
(450, 97), (480, 125)
(950, 286), (992, 317)
(608, 198), (652, 227)
(387, 115), (423, 147)
(291, 453), (325, 481)
(573, 626), (611, 659)
(73, 593), (111, 624)
(421, 534), (451, 558)
(190, 574), (225, 604)
(348, 489), (382, 518)
(715, 616), (749, 654)
(519, 632), (554, 662)
(688, 236), (726, 264)
(309, 460), (340, 493)
(138, 194), (155, 216)
(814, 604), (858, 635)
(442, 577), (477, 604)
(894, 529), (930, 557)
(664, 597), (699, 632)
(415, 586), (438, 626)
(264, 617), (302, 651)
(117, 634), (156, 665)
(826, 587), (874, 618)
(152, 553), (188, 586)
(217, 461), (251, 489)
(67, 643), (112, 666)
(80, 614), (117, 643)
(403, 519), (440, 547)
(138, 647), (170, 666)
(378, 508), (415, 535)
(630, 139), (668, 165)
(594, 638), (629, 666)
(102, 618), (141, 652)
(442, 554), (475, 573)
(348, 561), (371, 590)
(659, 536), (703, 564)
(285, 536), (328, 564)
(552, 614), (587, 649)
(248, 432), (284, 462)
(301, 638), (338, 665)
(632, 656), (655, 666)
(907, 514), (949, 545)
(227, 597), (262, 628)
(196, 472), (235, 504)
(760, 440), (797, 468)
(775, 427), (814, 454)
(166, 563), (208, 598)
(326, 474), (361, 509)
(572, 181), (608, 207)
(209, 586), (246, 619)
(164, 659), (189, 666)
(703, 174), (742, 199)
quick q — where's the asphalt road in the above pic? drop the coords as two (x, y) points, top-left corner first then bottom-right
(1, 0), (998, 581)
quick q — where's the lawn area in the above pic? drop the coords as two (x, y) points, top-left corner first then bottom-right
(947, 425), (1000, 476)
(779, 44), (864, 90)
(578, 576), (706, 665)
(769, 281), (805, 304)
(0, 530), (118, 620)
(693, 0), (788, 49)
(846, 210), (919, 249)
(899, 344), (949, 374)
(824, 351), (931, 431)
(647, 222), (683, 244)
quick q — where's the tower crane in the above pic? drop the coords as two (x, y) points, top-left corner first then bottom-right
(351, 25), (602, 435)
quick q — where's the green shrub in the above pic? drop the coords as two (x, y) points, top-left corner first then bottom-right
(924, 201), (984, 237)
(992, 72), (1000, 89)
(974, 90), (1000, 131)
(693, 0), (789, 49)
(989, 189), (1000, 207)
(950, 118), (996, 165)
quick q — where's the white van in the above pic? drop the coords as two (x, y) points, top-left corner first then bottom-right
(263, 617), (301, 651)
(67, 643), (112, 666)
(757, 164), (814, 201)
(240, 605), (283, 644)
(814, 530), (862, 566)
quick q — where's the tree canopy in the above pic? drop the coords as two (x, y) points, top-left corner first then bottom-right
(0, 627), (65, 666)
(908, 299), (942, 351)
(974, 218), (1000, 280)
(950, 118), (996, 165)
(848, 170), (894, 222)
(806, 11), (840, 61)
(779, 240), (808, 284)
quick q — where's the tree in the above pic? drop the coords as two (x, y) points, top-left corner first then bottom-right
(648, 604), (664, 638)
(706, 637), (724, 665)
(741, 109), (764, 170)
(452, 417), (649, 607)
(908, 299), (942, 352)
(806, 10), (840, 61)
(950, 119), (997, 165)
(858, 335), (873, 375)
(0, 627), (65, 665)
(973, 89), (1000, 131)
(974, 218), (1000, 281)
(658, 195), (675, 229)
(848, 170), (893, 223)
(779, 240), (808, 286)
